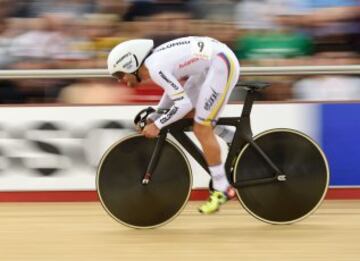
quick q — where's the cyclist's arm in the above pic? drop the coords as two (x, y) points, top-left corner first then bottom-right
(148, 93), (173, 122)
(148, 69), (193, 129)
(157, 93), (173, 109)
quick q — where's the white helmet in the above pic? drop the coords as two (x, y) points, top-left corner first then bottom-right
(107, 39), (154, 75)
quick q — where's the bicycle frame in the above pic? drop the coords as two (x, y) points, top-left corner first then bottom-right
(144, 89), (284, 188)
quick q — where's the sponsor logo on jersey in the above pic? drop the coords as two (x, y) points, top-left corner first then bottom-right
(160, 106), (178, 124)
(155, 40), (191, 52)
(179, 58), (200, 69)
(172, 96), (184, 102)
(159, 71), (180, 90)
(204, 88), (219, 111)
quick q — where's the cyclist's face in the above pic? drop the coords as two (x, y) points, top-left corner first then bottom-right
(113, 72), (138, 87)
(123, 74), (138, 87)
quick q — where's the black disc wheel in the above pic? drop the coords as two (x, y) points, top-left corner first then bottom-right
(233, 129), (329, 224)
(97, 134), (192, 228)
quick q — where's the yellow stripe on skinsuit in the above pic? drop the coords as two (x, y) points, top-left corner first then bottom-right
(203, 53), (235, 126)
(172, 91), (185, 97)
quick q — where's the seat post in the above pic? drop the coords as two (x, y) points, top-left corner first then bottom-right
(241, 89), (257, 118)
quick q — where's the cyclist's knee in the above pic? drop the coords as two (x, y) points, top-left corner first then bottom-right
(193, 122), (213, 139)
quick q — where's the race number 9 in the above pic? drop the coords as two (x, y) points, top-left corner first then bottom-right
(197, 41), (204, 52)
(191, 38), (212, 60)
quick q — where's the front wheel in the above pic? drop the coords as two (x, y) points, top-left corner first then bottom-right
(96, 134), (192, 229)
(233, 128), (329, 224)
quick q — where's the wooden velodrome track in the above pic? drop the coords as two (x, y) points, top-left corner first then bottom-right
(0, 200), (359, 260)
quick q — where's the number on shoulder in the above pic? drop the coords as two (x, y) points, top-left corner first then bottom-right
(191, 38), (213, 60)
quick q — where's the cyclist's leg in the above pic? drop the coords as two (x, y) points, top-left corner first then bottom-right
(194, 122), (233, 213)
(186, 74), (236, 145)
(185, 62), (236, 145)
(194, 51), (240, 214)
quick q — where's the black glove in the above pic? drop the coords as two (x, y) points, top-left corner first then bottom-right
(134, 107), (156, 131)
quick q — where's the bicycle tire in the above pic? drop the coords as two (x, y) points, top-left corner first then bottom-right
(96, 134), (192, 229)
(233, 128), (329, 224)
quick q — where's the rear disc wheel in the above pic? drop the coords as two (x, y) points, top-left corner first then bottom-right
(234, 129), (329, 224)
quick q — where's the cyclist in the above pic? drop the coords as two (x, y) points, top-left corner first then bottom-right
(107, 36), (240, 214)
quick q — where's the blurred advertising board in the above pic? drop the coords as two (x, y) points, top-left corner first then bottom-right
(0, 103), (357, 193)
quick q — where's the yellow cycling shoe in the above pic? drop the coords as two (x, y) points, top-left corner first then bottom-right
(198, 190), (229, 214)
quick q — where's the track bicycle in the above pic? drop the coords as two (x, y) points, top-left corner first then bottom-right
(96, 81), (330, 228)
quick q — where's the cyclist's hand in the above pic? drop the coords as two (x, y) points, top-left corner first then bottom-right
(134, 118), (154, 133)
(142, 123), (160, 138)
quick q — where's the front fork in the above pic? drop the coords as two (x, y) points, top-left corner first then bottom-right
(142, 132), (167, 185)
